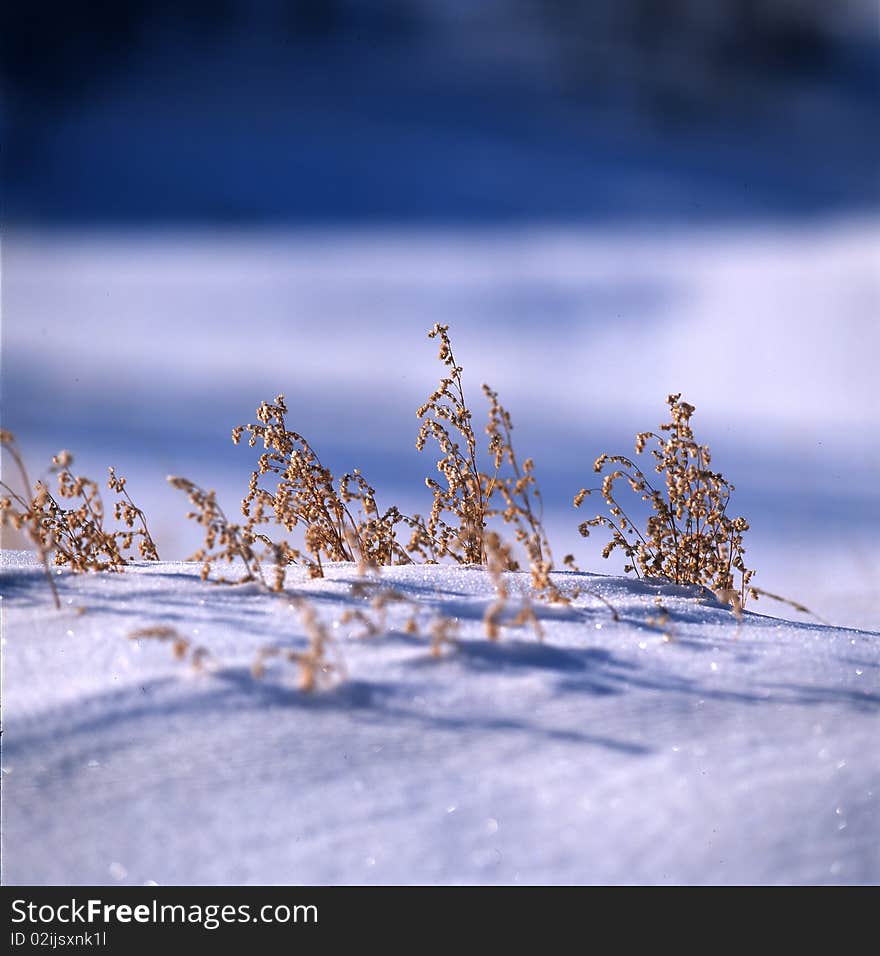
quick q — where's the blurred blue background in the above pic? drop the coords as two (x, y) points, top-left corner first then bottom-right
(4, 1), (879, 223)
(3, 1), (879, 624)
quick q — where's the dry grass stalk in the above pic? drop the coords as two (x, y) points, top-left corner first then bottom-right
(416, 330), (615, 621)
(107, 467), (160, 560)
(576, 393), (755, 606)
(557, 553), (621, 621)
(429, 615), (459, 657)
(234, 394), (425, 576)
(252, 598), (339, 692)
(341, 566), (454, 652)
(749, 586), (828, 625)
(128, 625), (210, 670)
(166, 475), (295, 588)
(415, 328), (606, 622)
(340, 585), (414, 639)
(483, 384), (564, 602)
(1, 429), (61, 607)
(482, 389), (619, 620)
(1, 431), (159, 607)
(340, 593), (457, 657)
(482, 530), (544, 641)
(646, 599), (676, 641)
(416, 324), (486, 564)
(713, 587), (744, 622)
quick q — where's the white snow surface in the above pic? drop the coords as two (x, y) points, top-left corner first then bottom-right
(2, 552), (878, 885)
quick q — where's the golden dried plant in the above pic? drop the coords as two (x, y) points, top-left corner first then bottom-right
(414, 330), (558, 584)
(340, 585), (416, 639)
(234, 395), (427, 576)
(108, 467), (160, 561)
(252, 598), (339, 692)
(1, 429), (61, 607)
(1, 430), (159, 607)
(415, 328), (617, 622)
(341, 565), (459, 655)
(482, 384), (560, 600)
(481, 385), (618, 619)
(482, 530), (544, 641)
(429, 614), (459, 658)
(575, 393), (755, 604)
(128, 625), (210, 670)
(166, 475), (296, 589)
(416, 324), (486, 564)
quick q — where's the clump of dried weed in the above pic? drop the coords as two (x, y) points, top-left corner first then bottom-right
(166, 475), (296, 589)
(165, 325), (618, 646)
(416, 324), (487, 564)
(235, 394), (431, 574)
(575, 393), (754, 607)
(169, 394), (436, 588)
(416, 327), (601, 612)
(1, 430), (159, 607)
(482, 384), (563, 602)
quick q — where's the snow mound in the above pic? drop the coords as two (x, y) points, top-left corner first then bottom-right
(2, 553), (878, 885)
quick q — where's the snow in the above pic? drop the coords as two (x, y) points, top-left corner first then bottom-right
(2, 552), (878, 885)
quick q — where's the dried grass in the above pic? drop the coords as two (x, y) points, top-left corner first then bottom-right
(483, 530), (544, 641)
(416, 324), (486, 564)
(166, 474), (295, 588)
(576, 393), (755, 607)
(128, 626), (210, 670)
(252, 598), (340, 692)
(1, 431), (159, 607)
(6, 326), (807, 694)
(169, 394), (433, 587)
